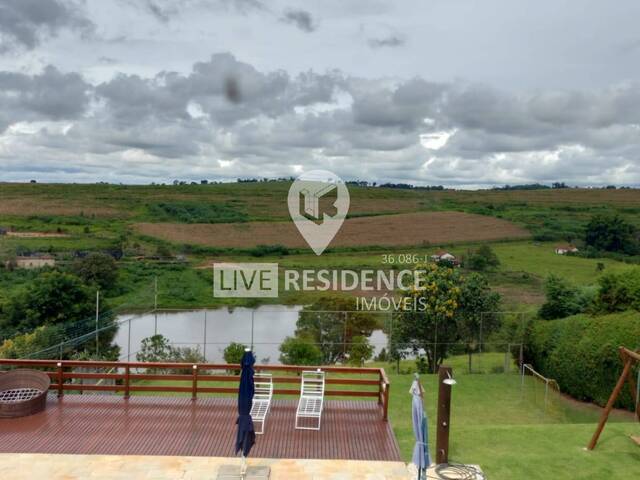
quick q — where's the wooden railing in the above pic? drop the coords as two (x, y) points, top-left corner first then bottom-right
(0, 359), (391, 421)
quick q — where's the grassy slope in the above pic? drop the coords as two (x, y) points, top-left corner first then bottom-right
(382, 355), (638, 480)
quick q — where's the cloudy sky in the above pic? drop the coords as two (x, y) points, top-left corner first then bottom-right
(1, 0), (640, 187)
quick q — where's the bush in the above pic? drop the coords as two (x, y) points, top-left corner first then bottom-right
(347, 335), (374, 366)
(72, 253), (118, 290)
(538, 275), (592, 320)
(464, 245), (500, 271)
(1, 271), (96, 335)
(524, 311), (640, 410)
(279, 335), (323, 366)
(249, 244), (290, 257)
(223, 342), (247, 364)
(0, 324), (63, 359)
(147, 201), (248, 223)
(415, 356), (429, 374)
(594, 268), (640, 313)
(585, 214), (639, 254)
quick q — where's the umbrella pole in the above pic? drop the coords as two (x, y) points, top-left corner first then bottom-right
(240, 455), (247, 477)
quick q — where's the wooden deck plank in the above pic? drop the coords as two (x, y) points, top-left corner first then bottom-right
(0, 395), (401, 462)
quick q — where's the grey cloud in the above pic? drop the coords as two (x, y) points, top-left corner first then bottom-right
(350, 78), (445, 129)
(280, 8), (316, 33)
(125, 0), (266, 22)
(368, 35), (405, 49)
(3, 54), (640, 187)
(0, 0), (93, 53)
(0, 66), (90, 131)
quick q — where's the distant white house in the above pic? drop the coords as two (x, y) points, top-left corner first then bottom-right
(431, 250), (459, 265)
(555, 244), (579, 255)
(10, 255), (56, 269)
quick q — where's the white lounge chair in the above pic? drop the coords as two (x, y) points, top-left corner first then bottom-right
(250, 373), (273, 434)
(295, 370), (325, 431)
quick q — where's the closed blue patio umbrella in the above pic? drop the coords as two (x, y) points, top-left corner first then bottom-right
(410, 374), (431, 480)
(235, 349), (256, 469)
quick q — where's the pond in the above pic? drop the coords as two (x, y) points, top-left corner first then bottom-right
(113, 305), (389, 364)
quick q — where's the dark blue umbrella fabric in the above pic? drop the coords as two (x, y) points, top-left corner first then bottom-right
(235, 350), (256, 457)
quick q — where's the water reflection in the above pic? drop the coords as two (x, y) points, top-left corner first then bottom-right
(113, 305), (388, 364)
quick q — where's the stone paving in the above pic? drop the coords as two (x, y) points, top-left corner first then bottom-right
(0, 453), (411, 480)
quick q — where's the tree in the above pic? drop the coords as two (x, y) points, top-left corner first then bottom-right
(72, 253), (118, 290)
(2, 271), (96, 335)
(136, 334), (174, 363)
(279, 335), (323, 365)
(538, 275), (590, 320)
(464, 245), (500, 271)
(0, 325), (63, 359)
(347, 335), (374, 366)
(392, 263), (463, 373)
(585, 214), (639, 254)
(594, 269), (640, 313)
(223, 342), (247, 364)
(456, 273), (501, 372)
(295, 296), (377, 364)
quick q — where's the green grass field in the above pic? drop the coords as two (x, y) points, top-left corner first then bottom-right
(3, 182), (640, 310)
(381, 355), (638, 480)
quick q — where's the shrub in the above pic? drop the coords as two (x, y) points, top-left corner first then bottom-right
(464, 245), (500, 271)
(249, 244), (290, 257)
(415, 356), (429, 374)
(0, 324), (63, 359)
(594, 268), (640, 313)
(147, 201), (248, 223)
(538, 275), (592, 320)
(524, 311), (640, 410)
(223, 342), (247, 373)
(347, 335), (374, 366)
(279, 335), (322, 366)
(72, 253), (118, 290)
(585, 214), (639, 254)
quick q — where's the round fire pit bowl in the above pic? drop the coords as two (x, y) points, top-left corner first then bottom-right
(0, 369), (51, 419)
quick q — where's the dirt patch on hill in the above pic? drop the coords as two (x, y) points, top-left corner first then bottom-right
(135, 211), (530, 249)
(6, 231), (70, 238)
(0, 199), (120, 217)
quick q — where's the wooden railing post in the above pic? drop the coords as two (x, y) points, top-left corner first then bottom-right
(383, 381), (390, 421)
(378, 370), (383, 405)
(56, 362), (63, 398)
(191, 365), (198, 400)
(382, 369), (390, 422)
(124, 365), (130, 399)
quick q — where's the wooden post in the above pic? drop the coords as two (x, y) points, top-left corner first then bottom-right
(378, 370), (383, 405)
(436, 366), (452, 464)
(383, 381), (390, 421)
(56, 362), (63, 398)
(587, 354), (633, 450)
(124, 365), (130, 399)
(191, 365), (198, 401)
(620, 349), (640, 419)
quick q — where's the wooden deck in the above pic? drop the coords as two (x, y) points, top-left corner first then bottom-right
(0, 395), (401, 461)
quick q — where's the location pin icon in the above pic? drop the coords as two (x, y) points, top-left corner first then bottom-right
(288, 170), (350, 255)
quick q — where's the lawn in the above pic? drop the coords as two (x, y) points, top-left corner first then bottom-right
(381, 355), (638, 480)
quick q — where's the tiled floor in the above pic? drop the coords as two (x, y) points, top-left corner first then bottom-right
(0, 453), (411, 480)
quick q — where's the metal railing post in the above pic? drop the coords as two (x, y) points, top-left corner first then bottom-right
(203, 311), (207, 360)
